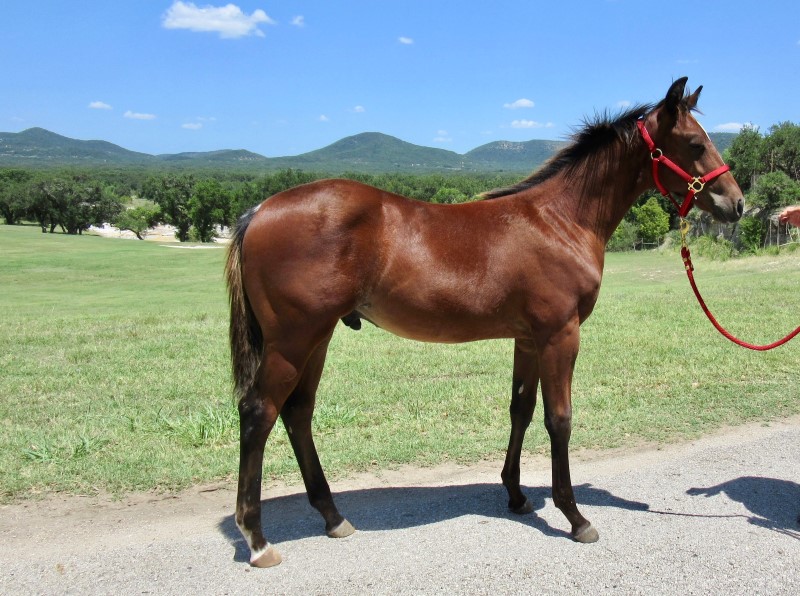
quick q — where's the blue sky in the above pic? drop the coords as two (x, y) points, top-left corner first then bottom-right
(2, 1), (798, 157)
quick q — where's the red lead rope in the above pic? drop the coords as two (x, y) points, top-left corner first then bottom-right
(638, 120), (800, 350)
(681, 240), (800, 350)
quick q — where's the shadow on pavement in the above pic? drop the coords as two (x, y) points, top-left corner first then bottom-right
(217, 482), (649, 562)
(686, 476), (800, 539)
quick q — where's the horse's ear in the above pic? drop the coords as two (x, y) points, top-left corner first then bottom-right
(664, 77), (689, 117)
(686, 85), (702, 110)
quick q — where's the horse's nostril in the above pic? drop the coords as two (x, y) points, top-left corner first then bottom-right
(736, 198), (744, 218)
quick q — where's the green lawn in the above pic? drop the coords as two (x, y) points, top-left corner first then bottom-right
(2, 224), (799, 501)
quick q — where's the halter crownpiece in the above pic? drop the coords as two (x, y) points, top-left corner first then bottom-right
(636, 119), (730, 218)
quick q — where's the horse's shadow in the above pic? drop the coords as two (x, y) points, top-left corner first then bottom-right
(686, 476), (800, 538)
(217, 482), (649, 562)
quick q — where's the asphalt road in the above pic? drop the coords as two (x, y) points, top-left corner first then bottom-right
(2, 417), (799, 595)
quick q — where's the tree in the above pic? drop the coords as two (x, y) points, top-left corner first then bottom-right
(737, 216), (763, 253)
(27, 179), (57, 232)
(763, 121), (800, 181)
(747, 171), (800, 211)
(430, 186), (468, 204)
(142, 175), (194, 241)
(725, 125), (764, 192)
(114, 204), (161, 240)
(0, 169), (33, 225)
(258, 169), (319, 199)
(631, 196), (669, 244)
(608, 219), (639, 252)
(231, 182), (262, 223)
(36, 175), (122, 235)
(189, 179), (230, 242)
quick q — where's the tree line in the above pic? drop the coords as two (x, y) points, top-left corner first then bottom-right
(1, 121), (798, 252)
(0, 167), (521, 241)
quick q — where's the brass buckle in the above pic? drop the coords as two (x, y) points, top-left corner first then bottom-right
(689, 177), (705, 193)
(679, 218), (691, 249)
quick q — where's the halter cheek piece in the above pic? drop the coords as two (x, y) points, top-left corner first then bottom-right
(636, 120), (730, 218)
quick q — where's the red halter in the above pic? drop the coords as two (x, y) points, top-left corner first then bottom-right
(636, 120), (730, 217)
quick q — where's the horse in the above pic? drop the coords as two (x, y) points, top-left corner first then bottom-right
(225, 77), (744, 567)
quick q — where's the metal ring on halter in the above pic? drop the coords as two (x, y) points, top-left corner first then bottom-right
(688, 178), (705, 193)
(650, 149), (663, 160)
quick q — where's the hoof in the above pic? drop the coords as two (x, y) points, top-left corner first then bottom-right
(573, 523), (599, 544)
(327, 518), (356, 538)
(250, 545), (282, 568)
(510, 497), (534, 515)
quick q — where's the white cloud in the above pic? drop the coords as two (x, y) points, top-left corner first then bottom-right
(398, 36), (414, 45)
(617, 100), (632, 109)
(504, 98), (534, 109)
(714, 122), (745, 133)
(319, 114), (330, 122)
(182, 122), (203, 130)
(162, 1), (275, 39)
(124, 110), (156, 121)
(433, 129), (452, 143)
(351, 105), (365, 113)
(291, 15), (305, 27)
(89, 101), (112, 110)
(511, 120), (553, 129)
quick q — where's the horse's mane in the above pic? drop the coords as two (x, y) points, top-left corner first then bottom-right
(482, 103), (655, 200)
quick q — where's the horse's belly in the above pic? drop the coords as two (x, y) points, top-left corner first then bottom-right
(358, 300), (520, 343)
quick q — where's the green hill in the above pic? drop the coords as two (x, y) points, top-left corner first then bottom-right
(272, 132), (465, 173)
(0, 127), (154, 165)
(464, 139), (568, 172)
(0, 127), (740, 173)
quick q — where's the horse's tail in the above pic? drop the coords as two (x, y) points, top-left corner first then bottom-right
(225, 207), (263, 403)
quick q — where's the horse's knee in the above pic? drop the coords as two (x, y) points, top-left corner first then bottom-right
(544, 409), (572, 437)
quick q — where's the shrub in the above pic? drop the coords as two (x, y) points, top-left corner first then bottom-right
(690, 235), (738, 261)
(737, 216), (764, 253)
(608, 219), (639, 252)
(631, 197), (669, 244)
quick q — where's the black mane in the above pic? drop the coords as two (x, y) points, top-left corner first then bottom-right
(482, 103), (653, 200)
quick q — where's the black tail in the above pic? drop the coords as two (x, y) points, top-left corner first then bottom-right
(225, 208), (263, 402)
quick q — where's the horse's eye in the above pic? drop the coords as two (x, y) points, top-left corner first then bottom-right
(690, 142), (705, 156)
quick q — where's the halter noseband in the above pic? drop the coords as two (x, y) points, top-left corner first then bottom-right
(636, 119), (730, 218)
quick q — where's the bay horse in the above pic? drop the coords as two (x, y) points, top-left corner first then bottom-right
(225, 78), (744, 567)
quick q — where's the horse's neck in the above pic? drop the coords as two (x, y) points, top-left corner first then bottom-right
(544, 144), (650, 245)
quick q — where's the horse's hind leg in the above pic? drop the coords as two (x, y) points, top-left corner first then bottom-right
(235, 342), (319, 567)
(281, 340), (355, 539)
(501, 339), (540, 514)
(539, 321), (599, 543)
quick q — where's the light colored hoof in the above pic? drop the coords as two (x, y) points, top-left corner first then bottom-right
(327, 519), (356, 538)
(510, 497), (534, 515)
(573, 523), (599, 544)
(250, 545), (282, 568)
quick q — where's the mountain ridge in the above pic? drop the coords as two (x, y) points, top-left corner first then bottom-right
(0, 127), (737, 174)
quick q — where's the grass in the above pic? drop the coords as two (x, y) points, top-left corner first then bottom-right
(2, 224), (800, 502)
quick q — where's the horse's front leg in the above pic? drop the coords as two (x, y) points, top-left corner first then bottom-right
(539, 319), (599, 543)
(501, 339), (540, 514)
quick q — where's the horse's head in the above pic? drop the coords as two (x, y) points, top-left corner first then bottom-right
(641, 77), (744, 223)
